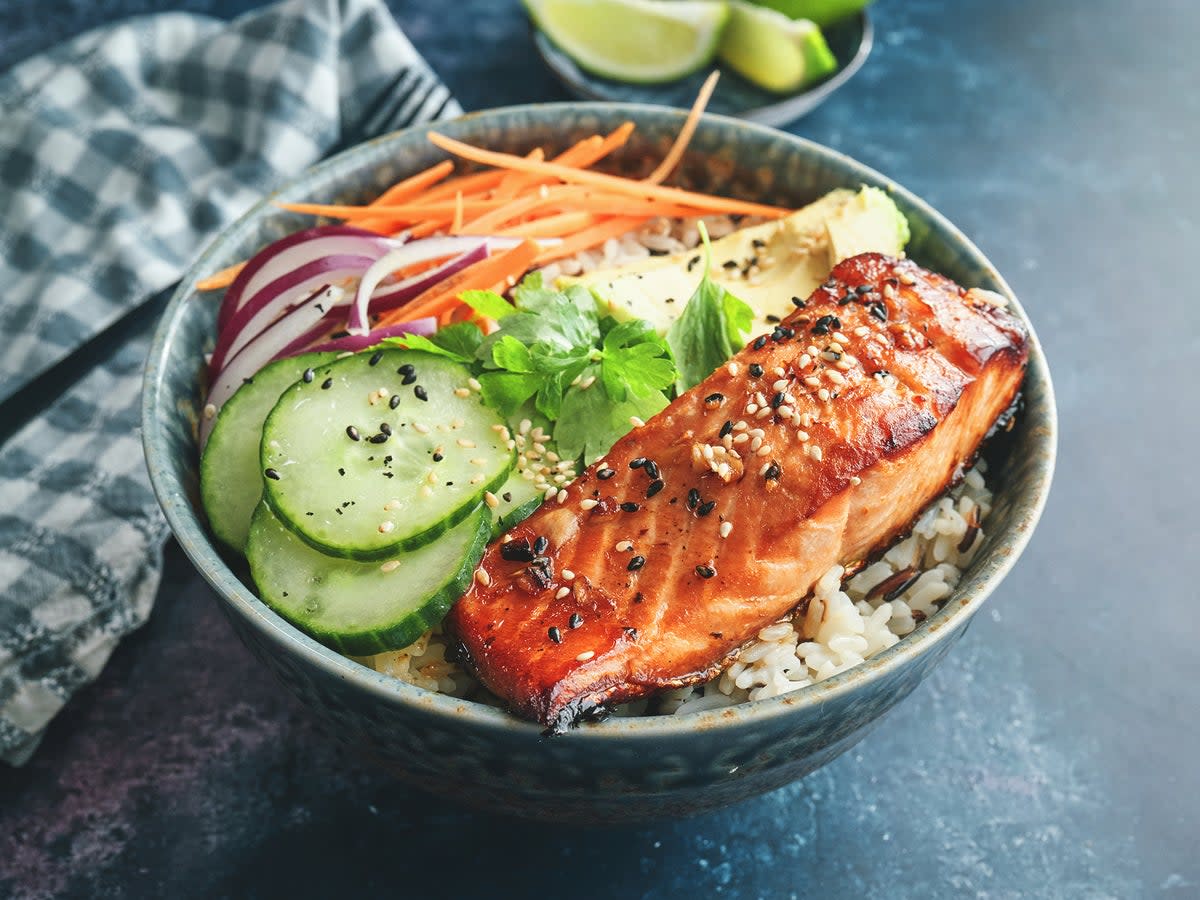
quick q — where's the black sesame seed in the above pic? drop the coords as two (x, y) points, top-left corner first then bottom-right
(379, 423), (392, 436)
(368, 350), (384, 366)
(687, 255), (701, 271)
(264, 468), (280, 480)
(687, 488), (701, 510)
(765, 314), (781, 323)
(629, 457), (647, 469)
(321, 377), (333, 390)
(346, 425), (361, 441)
(752, 336), (768, 350)
(620, 501), (640, 512)
(302, 368), (315, 383)
(838, 293), (855, 306)
(645, 480), (665, 498)
(397, 364), (415, 376)
(719, 420), (733, 438)
(748, 363), (764, 378)
(856, 284), (874, 295)
(548, 626), (563, 644)
(568, 613), (583, 629)
(627, 555), (645, 571)
(597, 467), (616, 480)
(704, 392), (725, 406)
(338, 468), (345, 476)
(868, 300), (888, 322)
(533, 536), (549, 555)
(644, 460), (661, 481)
(401, 372), (417, 385)
(695, 564), (716, 578)
(812, 314), (841, 335)
(368, 433), (389, 444)
(502, 492), (512, 503)
(696, 500), (716, 517)
(764, 462), (782, 481)
(414, 385), (428, 401)
(722, 259), (739, 269)
(500, 538), (534, 562)
(388, 394), (401, 409)
(771, 392), (785, 409)
(791, 296), (807, 308)
(432, 452), (443, 462)
(771, 325), (795, 342)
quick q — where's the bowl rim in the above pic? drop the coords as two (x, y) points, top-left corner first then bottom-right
(142, 101), (1057, 741)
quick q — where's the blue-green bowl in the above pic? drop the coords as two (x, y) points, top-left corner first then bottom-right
(142, 104), (1056, 823)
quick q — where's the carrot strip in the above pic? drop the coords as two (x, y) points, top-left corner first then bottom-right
(532, 215), (647, 264)
(496, 211), (596, 238)
(645, 71), (719, 185)
(450, 191), (465, 234)
(377, 240), (540, 327)
(365, 159), (455, 208)
(409, 219), (448, 239)
(196, 261), (246, 292)
(493, 147), (546, 200)
(425, 132), (788, 219)
(277, 199), (506, 219)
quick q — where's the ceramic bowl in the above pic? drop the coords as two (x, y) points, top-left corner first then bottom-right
(143, 103), (1056, 824)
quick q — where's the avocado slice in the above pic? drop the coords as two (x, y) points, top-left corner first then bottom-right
(564, 186), (909, 335)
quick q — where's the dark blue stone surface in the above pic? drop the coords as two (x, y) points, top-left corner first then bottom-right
(1, 0), (1197, 897)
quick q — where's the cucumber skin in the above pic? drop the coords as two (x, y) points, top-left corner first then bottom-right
(248, 502), (491, 657)
(200, 351), (338, 553)
(493, 495), (543, 539)
(261, 349), (515, 561)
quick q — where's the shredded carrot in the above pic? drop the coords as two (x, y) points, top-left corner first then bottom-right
(496, 211), (597, 239)
(646, 71), (719, 185)
(277, 199), (505, 220)
(532, 216), (648, 265)
(366, 159), (454, 208)
(450, 191), (465, 234)
(196, 260), (246, 292)
(377, 240), (541, 327)
(493, 148), (546, 200)
(426, 131), (788, 219)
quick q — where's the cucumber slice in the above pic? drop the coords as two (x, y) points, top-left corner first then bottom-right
(246, 502), (488, 655)
(490, 469), (544, 538)
(262, 349), (513, 559)
(200, 351), (338, 552)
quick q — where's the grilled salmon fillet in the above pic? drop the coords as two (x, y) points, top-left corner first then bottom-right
(447, 252), (1028, 731)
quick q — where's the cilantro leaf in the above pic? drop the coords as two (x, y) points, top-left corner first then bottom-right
(666, 224), (755, 392)
(600, 319), (676, 402)
(554, 369), (670, 464)
(384, 323), (482, 364)
(459, 289), (515, 320)
(478, 371), (540, 416)
(490, 334), (535, 373)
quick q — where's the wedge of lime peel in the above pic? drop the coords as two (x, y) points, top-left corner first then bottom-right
(748, 0), (873, 29)
(718, 0), (838, 94)
(525, 0), (729, 84)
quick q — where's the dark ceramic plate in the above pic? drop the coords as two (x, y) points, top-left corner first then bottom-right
(533, 11), (872, 126)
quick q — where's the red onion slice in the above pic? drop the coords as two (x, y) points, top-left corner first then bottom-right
(302, 318), (438, 354)
(209, 254), (378, 376)
(216, 226), (403, 334)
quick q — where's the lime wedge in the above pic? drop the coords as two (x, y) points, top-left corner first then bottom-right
(718, 1), (838, 93)
(748, 0), (872, 29)
(525, 0), (729, 84)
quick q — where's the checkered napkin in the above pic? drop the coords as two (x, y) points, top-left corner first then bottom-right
(0, 0), (460, 766)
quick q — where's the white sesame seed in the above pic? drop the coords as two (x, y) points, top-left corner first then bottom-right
(616, 540), (633, 552)
(563, 569), (575, 581)
(756, 444), (773, 457)
(807, 344), (820, 356)
(580, 498), (598, 510)
(854, 326), (871, 337)
(749, 427), (765, 438)
(426, 470), (437, 484)
(452, 418), (465, 429)
(570, 373), (582, 387)
(378, 521), (394, 533)
(553, 474), (567, 484)
(519, 418), (532, 435)
(745, 403), (759, 414)
(580, 375), (597, 390)
(755, 407), (772, 419)
(484, 491), (499, 509)
(899, 272), (917, 285)
(506, 439), (516, 450)
(556, 587), (571, 599)
(380, 560), (400, 573)
(836, 359), (854, 372)
(849, 475), (862, 485)
(556, 489), (568, 503)
(454, 387), (471, 397)
(810, 445), (824, 461)
(727, 362), (740, 376)
(827, 370), (846, 386)
(384, 499), (401, 511)
(470, 457), (488, 466)
(833, 332), (850, 344)
(475, 568), (492, 586)
(467, 377), (482, 392)
(804, 376), (821, 388)
(413, 423), (430, 434)
(544, 486), (558, 500)
(629, 416), (645, 428)
(798, 354), (812, 369)
(818, 388), (831, 402)
(733, 433), (749, 444)
(457, 438), (476, 448)
(796, 430), (810, 442)
(203, 403), (217, 420)
(750, 436), (763, 452)
(772, 379), (789, 391)
(759, 462), (772, 476)
(755, 392), (766, 406)
(470, 474), (485, 484)
(576, 651), (595, 662)
(778, 405), (794, 419)
(703, 444), (715, 460)
(719, 521), (733, 539)
(420, 485), (433, 498)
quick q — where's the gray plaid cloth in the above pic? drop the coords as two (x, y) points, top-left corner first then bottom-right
(0, 0), (460, 765)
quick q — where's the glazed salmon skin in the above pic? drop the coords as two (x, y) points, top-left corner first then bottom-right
(447, 253), (1028, 732)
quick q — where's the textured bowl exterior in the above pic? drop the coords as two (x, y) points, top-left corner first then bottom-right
(143, 103), (1056, 823)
